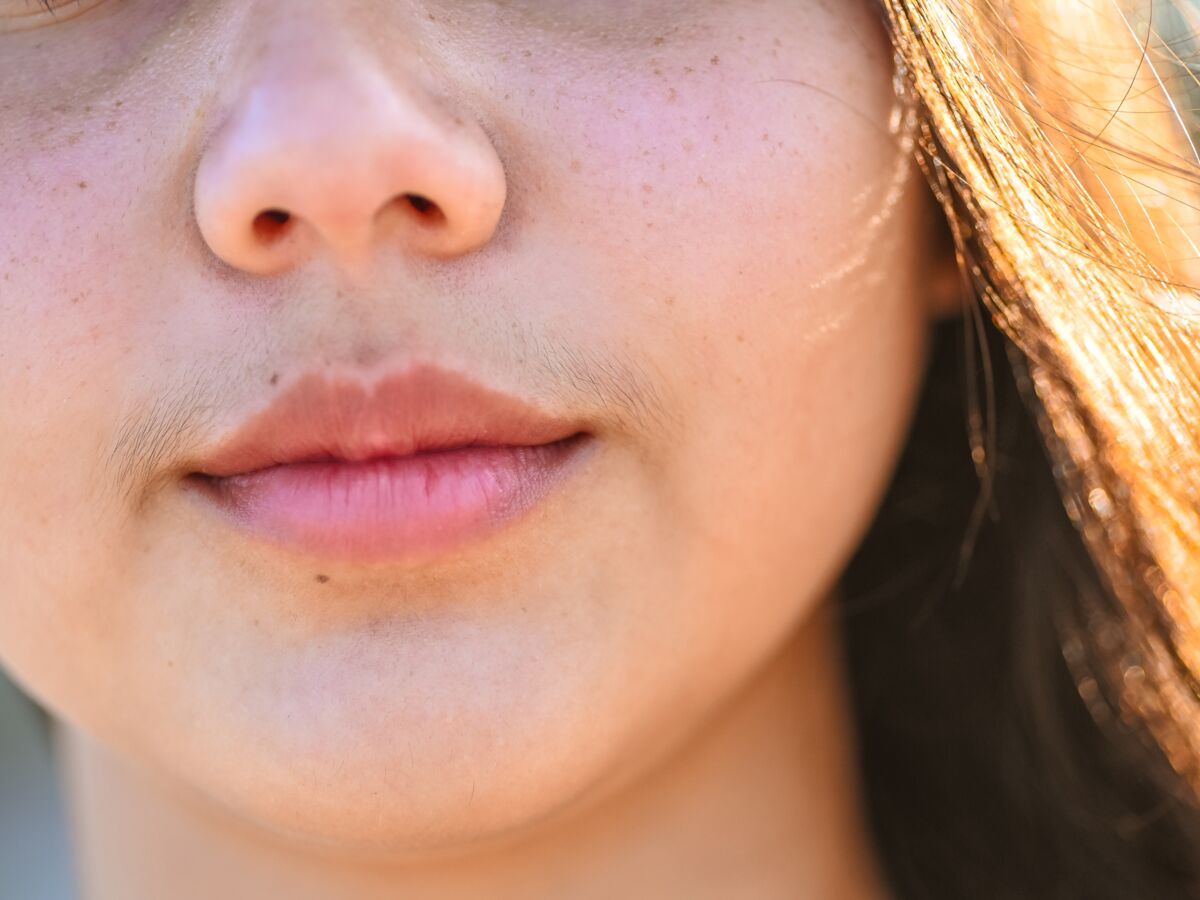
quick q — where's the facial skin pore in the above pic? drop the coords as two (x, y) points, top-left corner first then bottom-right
(0, 0), (954, 896)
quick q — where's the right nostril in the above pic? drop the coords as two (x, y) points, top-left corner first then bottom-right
(252, 208), (293, 243)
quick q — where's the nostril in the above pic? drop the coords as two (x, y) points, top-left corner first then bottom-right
(253, 208), (293, 243)
(402, 193), (444, 223)
(406, 193), (432, 213)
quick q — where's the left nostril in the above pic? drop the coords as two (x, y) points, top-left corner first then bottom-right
(403, 193), (443, 222)
(253, 208), (293, 243)
(405, 193), (432, 212)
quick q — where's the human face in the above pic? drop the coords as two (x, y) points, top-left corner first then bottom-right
(0, 0), (941, 853)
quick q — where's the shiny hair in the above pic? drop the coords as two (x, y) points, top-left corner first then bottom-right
(840, 1), (1200, 895)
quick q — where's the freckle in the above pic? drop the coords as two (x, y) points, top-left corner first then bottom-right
(105, 120), (118, 132)
(710, 55), (720, 65)
(167, 660), (174, 667)
(269, 372), (279, 386)
(653, 68), (662, 76)
(761, 132), (769, 142)
(253, 618), (260, 626)
(653, 36), (665, 46)
(522, 49), (532, 58)
(569, 159), (582, 173)
(115, 100), (123, 107)
(736, 333), (745, 343)
(315, 574), (330, 584)
(71, 294), (81, 304)
(664, 296), (676, 307)
(641, 183), (653, 194)
(67, 132), (82, 145)
(696, 175), (709, 186)
(667, 87), (678, 104)
(683, 66), (694, 74)
(78, 181), (88, 190)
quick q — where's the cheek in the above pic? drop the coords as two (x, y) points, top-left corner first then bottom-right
(660, 195), (927, 619)
(0, 160), (119, 523)
(0, 86), (172, 386)
(531, 4), (897, 252)
(522, 6), (910, 382)
(0, 110), (168, 695)
(0, 45), (210, 502)
(516, 12), (928, 623)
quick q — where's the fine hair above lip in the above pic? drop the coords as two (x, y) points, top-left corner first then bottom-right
(193, 363), (589, 479)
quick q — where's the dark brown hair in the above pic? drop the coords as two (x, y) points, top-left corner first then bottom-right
(839, 306), (1200, 897)
(838, 3), (1200, 893)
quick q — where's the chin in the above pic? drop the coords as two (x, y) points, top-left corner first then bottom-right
(137, 633), (651, 862)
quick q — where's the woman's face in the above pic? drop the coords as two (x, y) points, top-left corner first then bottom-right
(0, 0), (945, 852)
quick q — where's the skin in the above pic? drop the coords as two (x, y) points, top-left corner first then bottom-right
(0, 0), (959, 896)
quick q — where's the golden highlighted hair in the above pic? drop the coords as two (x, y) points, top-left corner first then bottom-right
(882, 0), (1200, 792)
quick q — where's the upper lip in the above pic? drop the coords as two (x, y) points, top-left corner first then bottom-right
(193, 363), (587, 479)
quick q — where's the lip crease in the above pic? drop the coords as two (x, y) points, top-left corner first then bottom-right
(185, 363), (593, 564)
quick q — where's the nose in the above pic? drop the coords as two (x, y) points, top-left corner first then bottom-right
(193, 17), (507, 277)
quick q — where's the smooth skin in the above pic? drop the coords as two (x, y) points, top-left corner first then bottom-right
(0, 1), (959, 897)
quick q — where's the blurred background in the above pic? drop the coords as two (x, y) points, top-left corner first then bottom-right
(0, 667), (77, 899)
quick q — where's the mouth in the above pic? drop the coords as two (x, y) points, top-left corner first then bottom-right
(183, 364), (595, 565)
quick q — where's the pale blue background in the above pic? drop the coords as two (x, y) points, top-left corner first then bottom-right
(0, 668), (76, 900)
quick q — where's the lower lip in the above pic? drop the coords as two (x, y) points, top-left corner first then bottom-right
(188, 435), (591, 564)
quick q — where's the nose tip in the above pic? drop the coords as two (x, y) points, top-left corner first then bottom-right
(193, 63), (507, 276)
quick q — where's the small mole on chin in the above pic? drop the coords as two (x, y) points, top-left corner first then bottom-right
(315, 574), (331, 584)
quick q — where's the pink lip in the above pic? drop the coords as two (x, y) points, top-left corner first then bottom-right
(185, 364), (593, 564)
